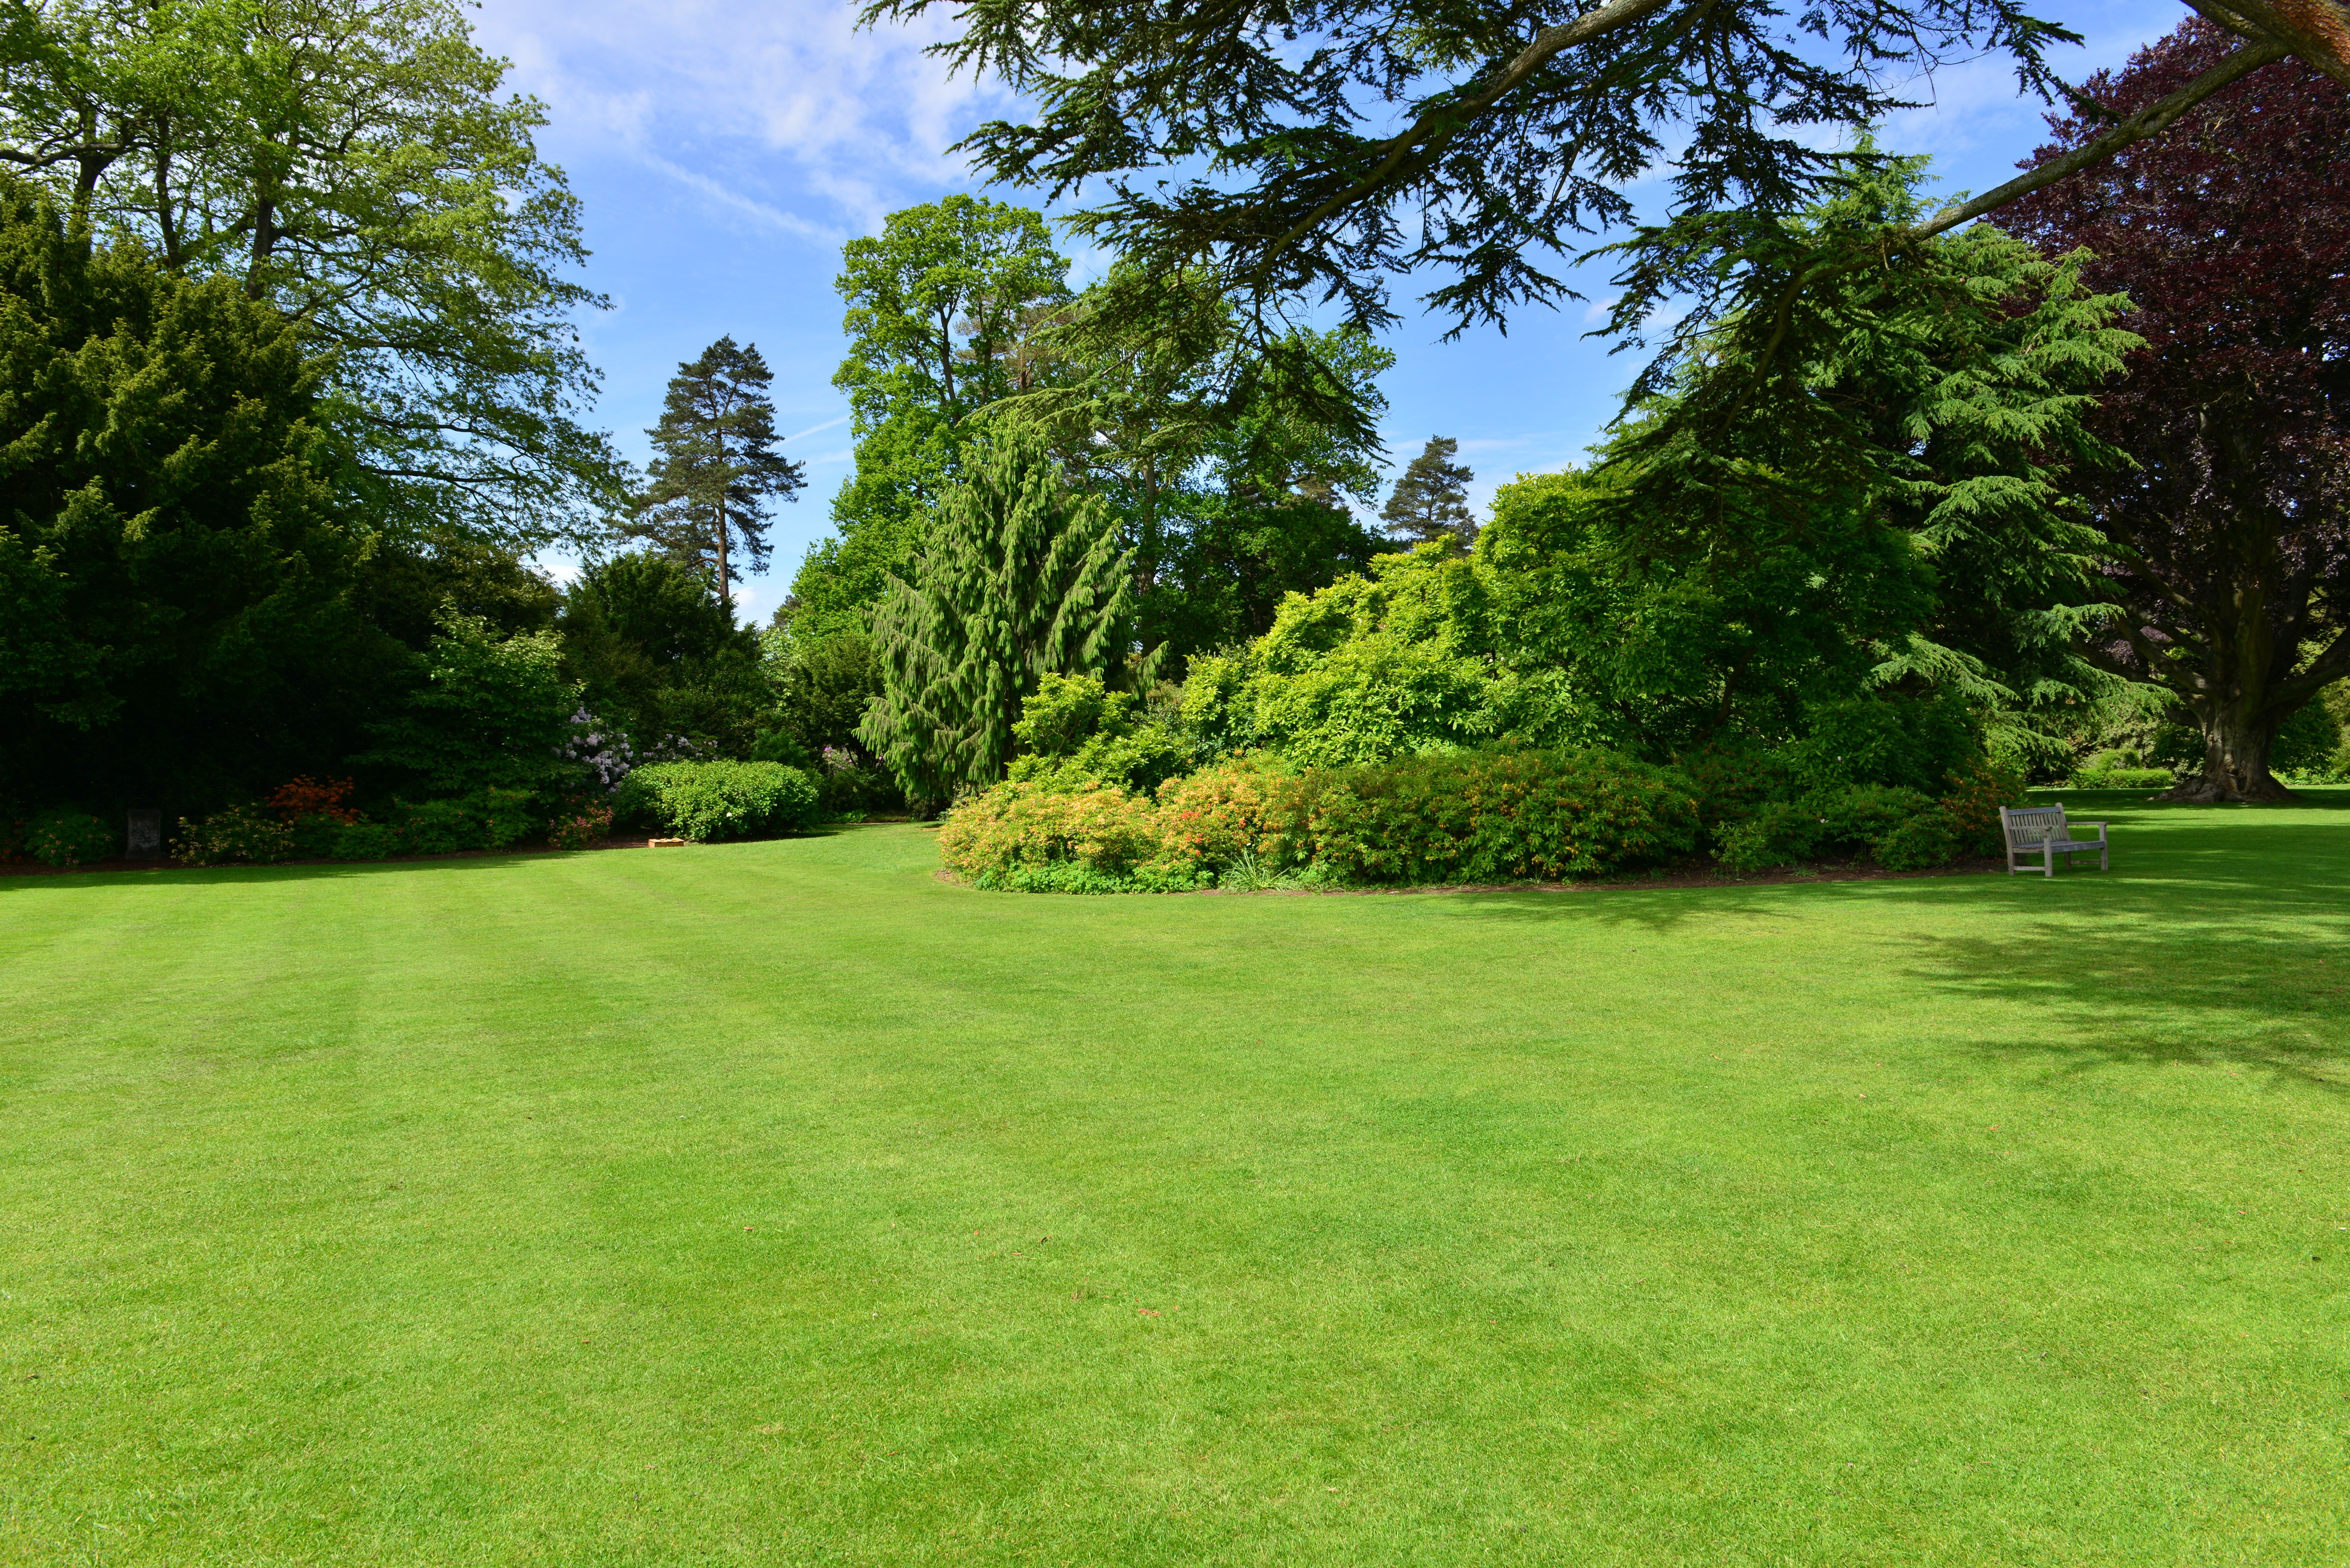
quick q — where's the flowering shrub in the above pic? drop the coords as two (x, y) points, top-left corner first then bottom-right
(619, 761), (819, 842)
(1933, 757), (2028, 855)
(558, 708), (707, 792)
(265, 776), (360, 823)
(942, 746), (1700, 892)
(28, 808), (114, 867)
(937, 779), (1171, 883)
(547, 803), (614, 850)
(172, 805), (292, 866)
(1152, 754), (1314, 874)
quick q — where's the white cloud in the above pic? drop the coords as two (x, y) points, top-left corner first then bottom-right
(474, 0), (1024, 242)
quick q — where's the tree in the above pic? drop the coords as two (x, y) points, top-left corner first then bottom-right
(358, 607), (579, 801)
(559, 553), (768, 753)
(858, 429), (1130, 810)
(634, 336), (805, 608)
(1381, 439), (1478, 553)
(832, 195), (1071, 433)
(1182, 159), (2140, 769)
(0, 0), (625, 549)
(778, 196), (1070, 644)
(873, 0), (2344, 455)
(0, 173), (385, 817)
(1999, 25), (2350, 801)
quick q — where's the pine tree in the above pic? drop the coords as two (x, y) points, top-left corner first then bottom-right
(859, 428), (1131, 810)
(1380, 437), (1476, 553)
(634, 337), (806, 607)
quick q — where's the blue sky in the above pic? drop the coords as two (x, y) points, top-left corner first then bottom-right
(474, 0), (2193, 624)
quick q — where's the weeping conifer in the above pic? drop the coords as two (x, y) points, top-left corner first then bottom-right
(859, 428), (1130, 810)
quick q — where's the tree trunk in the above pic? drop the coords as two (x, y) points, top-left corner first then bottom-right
(709, 496), (728, 611)
(2163, 696), (2294, 802)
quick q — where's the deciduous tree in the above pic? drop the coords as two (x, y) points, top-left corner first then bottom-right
(779, 195), (1070, 645)
(2000, 24), (2349, 801)
(0, 0), (625, 549)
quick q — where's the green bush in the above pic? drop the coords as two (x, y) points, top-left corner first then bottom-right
(330, 821), (402, 861)
(27, 808), (113, 867)
(620, 760), (819, 842)
(1006, 673), (1192, 795)
(2068, 765), (2173, 790)
(288, 813), (350, 858)
(1872, 810), (1959, 870)
(1714, 804), (1819, 871)
(172, 805), (291, 867)
(1303, 747), (1700, 885)
(394, 789), (537, 854)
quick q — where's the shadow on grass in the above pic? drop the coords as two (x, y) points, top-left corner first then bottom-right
(0, 828), (883, 896)
(1893, 919), (2350, 1096)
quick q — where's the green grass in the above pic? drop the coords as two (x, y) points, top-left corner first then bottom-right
(4, 792), (2348, 1566)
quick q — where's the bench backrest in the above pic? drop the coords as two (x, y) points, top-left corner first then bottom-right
(1999, 805), (2067, 847)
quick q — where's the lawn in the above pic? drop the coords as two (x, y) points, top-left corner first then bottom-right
(4, 793), (2347, 1566)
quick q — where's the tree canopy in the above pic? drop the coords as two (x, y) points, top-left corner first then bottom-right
(1381, 438), (1477, 554)
(634, 336), (805, 607)
(860, 428), (1130, 809)
(0, 0), (624, 550)
(1999, 22), (2350, 800)
(869, 0), (2345, 430)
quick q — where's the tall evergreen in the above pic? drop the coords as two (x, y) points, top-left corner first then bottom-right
(1380, 437), (1477, 553)
(859, 429), (1130, 810)
(635, 337), (805, 607)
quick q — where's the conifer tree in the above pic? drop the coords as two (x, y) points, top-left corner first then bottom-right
(1380, 438), (1477, 553)
(635, 337), (805, 608)
(859, 428), (1131, 810)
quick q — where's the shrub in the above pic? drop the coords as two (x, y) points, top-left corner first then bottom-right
(394, 788), (537, 854)
(27, 808), (114, 867)
(547, 803), (614, 851)
(1938, 757), (2028, 856)
(1152, 754), (1315, 876)
(172, 804), (291, 866)
(266, 776), (360, 823)
(1303, 747), (1701, 885)
(1872, 810), (1959, 870)
(287, 813), (349, 858)
(937, 779), (1168, 882)
(2068, 765), (2174, 790)
(621, 760), (819, 842)
(1006, 673), (1193, 795)
(330, 821), (401, 861)
(1714, 804), (1820, 871)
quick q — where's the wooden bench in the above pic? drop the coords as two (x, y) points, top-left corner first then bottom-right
(1999, 805), (2109, 877)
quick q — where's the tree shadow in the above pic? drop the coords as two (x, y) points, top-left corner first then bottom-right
(1892, 918), (2350, 1097)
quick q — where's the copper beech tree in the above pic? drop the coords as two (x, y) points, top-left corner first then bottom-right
(2002, 23), (2349, 800)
